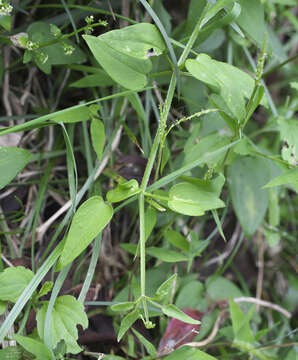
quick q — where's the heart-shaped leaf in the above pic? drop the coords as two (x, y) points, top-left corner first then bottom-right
(37, 295), (88, 354)
(0, 266), (34, 303)
(57, 196), (113, 270)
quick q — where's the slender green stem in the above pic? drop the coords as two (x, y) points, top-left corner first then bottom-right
(136, 8), (209, 321)
(138, 193), (149, 321)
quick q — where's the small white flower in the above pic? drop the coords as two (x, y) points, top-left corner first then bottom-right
(63, 43), (74, 55)
(0, 3), (13, 16)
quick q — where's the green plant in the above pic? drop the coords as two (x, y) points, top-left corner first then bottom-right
(0, 0), (297, 359)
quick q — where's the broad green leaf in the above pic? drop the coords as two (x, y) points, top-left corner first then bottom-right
(0, 346), (23, 360)
(107, 179), (140, 203)
(155, 274), (177, 300)
(95, 23), (165, 59)
(111, 302), (135, 312)
(164, 346), (217, 360)
(182, 174), (225, 197)
(37, 295), (88, 354)
(228, 156), (270, 236)
(206, 276), (242, 300)
(57, 196), (113, 270)
(162, 304), (201, 325)
(83, 23), (165, 90)
(278, 117), (298, 166)
(186, 54), (266, 121)
(168, 180), (225, 216)
(146, 247), (188, 262)
(0, 266), (34, 303)
(0, 15), (12, 31)
(117, 309), (139, 342)
(0, 147), (31, 190)
(229, 299), (254, 343)
(175, 281), (204, 309)
(51, 106), (91, 123)
(14, 335), (52, 360)
(90, 117), (105, 160)
(26, 22), (86, 74)
(263, 168), (298, 189)
(236, 0), (266, 49)
(165, 230), (189, 252)
(70, 71), (115, 88)
(132, 328), (157, 357)
(184, 132), (232, 167)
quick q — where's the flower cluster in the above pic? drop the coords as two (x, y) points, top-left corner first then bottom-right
(62, 43), (74, 56)
(84, 15), (95, 35)
(0, 0), (13, 16)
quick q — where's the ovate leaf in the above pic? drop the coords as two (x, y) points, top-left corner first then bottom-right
(83, 23), (165, 91)
(186, 54), (266, 121)
(57, 196), (113, 270)
(0, 147), (31, 190)
(90, 117), (105, 160)
(37, 295), (88, 354)
(155, 274), (177, 300)
(236, 0), (266, 49)
(228, 156), (270, 236)
(0, 266), (34, 303)
(0, 15), (12, 31)
(14, 335), (52, 360)
(168, 179), (225, 216)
